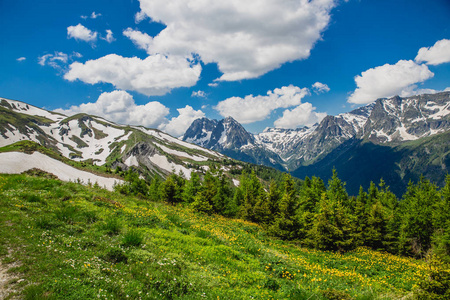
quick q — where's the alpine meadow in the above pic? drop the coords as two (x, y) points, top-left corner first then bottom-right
(2, 0), (450, 299)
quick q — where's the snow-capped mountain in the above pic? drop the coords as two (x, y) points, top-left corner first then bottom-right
(183, 92), (450, 171)
(183, 116), (285, 169)
(0, 97), (226, 181)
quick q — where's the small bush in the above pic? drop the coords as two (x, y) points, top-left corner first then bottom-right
(82, 210), (98, 224)
(264, 277), (280, 291)
(55, 204), (78, 224)
(122, 229), (144, 247)
(103, 217), (122, 235)
(35, 216), (58, 230)
(104, 248), (128, 264)
(414, 256), (450, 299)
(322, 288), (353, 300)
(22, 193), (42, 203)
(23, 284), (48, 300)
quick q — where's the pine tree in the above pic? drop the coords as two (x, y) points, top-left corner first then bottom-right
(297, 176), (326, 241)
(327, 169), (349, 208)
(148, 176), (161, 201)
(212, 171), (234, 216)
(352, 186), (368, 247)
(309, 192), (354, 252)
(432, 175), (450, 260)
(365, 200), (388, 250)
(270, 174), (300, 240)
(399, 178), (439, 257)
(182, 172), (201, 204)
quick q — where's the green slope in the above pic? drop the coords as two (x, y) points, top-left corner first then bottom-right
(0, 173), (428, 299)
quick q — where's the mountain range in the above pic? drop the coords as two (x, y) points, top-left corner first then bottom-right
(183, 92), (450, 196)
(0, 97), (244, 189)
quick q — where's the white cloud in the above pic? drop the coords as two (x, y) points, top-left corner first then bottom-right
(55, 90), (169, 128)
(312, 82), (330, 94)
(38, 52), (69, 69)
(347, 60), (434, 104)
(81, 12), (102, 19)
(64, 54), (201, 96)
(274, 102), (326, 128)
(91, 12), (102, 19)
(67, 24), (98, 42)
(102, 30), (115, 43)
(415, 39), (450, 65)
(123, 28), (152, 51)
(72, 52), (83, 58)
(135, 11), (148, 23)
(214, 85), (310, 124)
(191, 90), (206, 98)
(137, 0), (336, 81)
(208, 82), (219, 88)
(38, 52), (82, 70)
(159, 105), (205, 137)
(16, 57), (26, 62)
(400, 86), (450, 97)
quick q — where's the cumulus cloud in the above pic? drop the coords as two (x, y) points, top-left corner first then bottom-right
(215, 85), (310, 124)
(102, 30), (115, 43)
(64, 54), (202, 96)
(123, 28), (152, 51)
(67, 24), (98, 42)
(191, 90), (207, 98)
(159, 105), (205, 137)
(55, 90), (169, 128)
(16, 57), (26, 62)
(208, 82), (219, 88)
(312, 82), (330, 94)
(137, 0), (336, 81)
(347, 60), (434, 104)
(274, 102), (326, 128)
(415, 39), (450, 66)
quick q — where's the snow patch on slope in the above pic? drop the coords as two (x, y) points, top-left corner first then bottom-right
(0, 151), (122, 190)
(1, 98), (65, 122)
(149, 154), (192, 179)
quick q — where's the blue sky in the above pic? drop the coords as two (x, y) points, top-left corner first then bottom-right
(1, 0), (450, 136)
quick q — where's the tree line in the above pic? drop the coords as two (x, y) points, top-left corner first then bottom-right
(115, 167), (450, 261)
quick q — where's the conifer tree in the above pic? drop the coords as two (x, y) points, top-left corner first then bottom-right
(352, 186), (368, 247)
(365, 200), (388, 250)
(327, 169), (349, 207)
(212, 171), (234, 216)
(432, 175), (450, 260)
(399, 178), (439, 257)
(270, 174), (300, 240)
(148, 176), (161, 201)
(160, 173), (184, 204)
(297, 176), (326, 241)
(182, 172), (201, 204)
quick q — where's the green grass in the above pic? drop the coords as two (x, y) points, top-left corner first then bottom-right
(0, 174), (428, 299)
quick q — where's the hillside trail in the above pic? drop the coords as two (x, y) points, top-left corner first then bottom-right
(0, 259), (12, 299)
(0, 249), (20, 299)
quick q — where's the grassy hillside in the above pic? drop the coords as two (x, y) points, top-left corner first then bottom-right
(0, 173), (431, 299)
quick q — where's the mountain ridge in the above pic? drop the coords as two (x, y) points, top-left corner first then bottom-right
(183, 91), (450, 195)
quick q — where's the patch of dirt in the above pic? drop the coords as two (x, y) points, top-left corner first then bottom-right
(0, 249), (21, 299)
